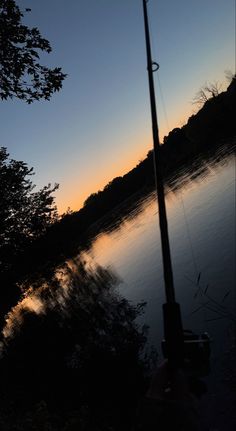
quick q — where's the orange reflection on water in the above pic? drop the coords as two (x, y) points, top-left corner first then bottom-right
(3, 295), (44, 339)
(87, 194), (159, 269)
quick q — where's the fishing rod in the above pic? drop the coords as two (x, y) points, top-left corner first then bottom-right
(142, 0), (184, 369)
(142, 0), (210, 374)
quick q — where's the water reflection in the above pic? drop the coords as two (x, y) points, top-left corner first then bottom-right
(0, 139), (235, 429)
(83, 140), (235, 429)
(1, 258), (150, 429)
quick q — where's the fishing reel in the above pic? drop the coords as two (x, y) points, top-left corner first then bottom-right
(162, 302), (211, 378)
(162, 329), (211, 377)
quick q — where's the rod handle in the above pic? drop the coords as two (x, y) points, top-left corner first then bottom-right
(163, 302), (184, 368)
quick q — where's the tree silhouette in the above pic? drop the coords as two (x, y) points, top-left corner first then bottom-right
(0, 147), (59, 272)
(192, 81), (222, 107)
(0, 0), (66, 103)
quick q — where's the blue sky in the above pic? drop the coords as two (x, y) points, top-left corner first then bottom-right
(0, 0), (235, 213)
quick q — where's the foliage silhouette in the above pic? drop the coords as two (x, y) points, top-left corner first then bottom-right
(0, 0), (66, 103)
(0, 74), (235, 430)
(0, 259), (150, 430)
(0, 147), (59, 319)
(192, 81), (222, 107)
(0, 147), (59, 269)
(185, 76), (236, 145)
(1, 76), (235, 329)
(83, 76), (236, 213)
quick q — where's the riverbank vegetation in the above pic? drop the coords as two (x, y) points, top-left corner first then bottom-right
(0, 259), (151, 430)
(2, 2), (235, 429)
(1, 75), (235, 325)
(0, 75), (235, 430)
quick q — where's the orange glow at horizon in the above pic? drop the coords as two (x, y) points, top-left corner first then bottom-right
(57, 134), (153, 214)
(56, 107), (192, 215)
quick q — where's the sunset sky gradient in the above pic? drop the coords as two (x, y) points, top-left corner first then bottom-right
(0, 0), (235, 213)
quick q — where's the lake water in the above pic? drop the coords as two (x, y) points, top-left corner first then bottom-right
(83, 145), (235, 429)
(3, 142), (235, 429)
(86, 150), (235, 346)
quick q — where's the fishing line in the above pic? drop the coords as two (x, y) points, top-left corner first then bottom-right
(156, 72), (171, 135)
(146, 1), (170, 137)
(179, 192), (199, 279)
(146, 1), (209, 331)
(178, 184), (212, 333)
(143, 0), (212, 379)
(147, 2), (200, 280)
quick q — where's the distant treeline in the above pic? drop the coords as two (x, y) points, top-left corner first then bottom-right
(1, 76), (236, 319)
(56, 75), (236, 244)
(83, 76), (236, 211)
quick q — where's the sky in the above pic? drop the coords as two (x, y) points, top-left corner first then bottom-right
(1, 0), (235, 213)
